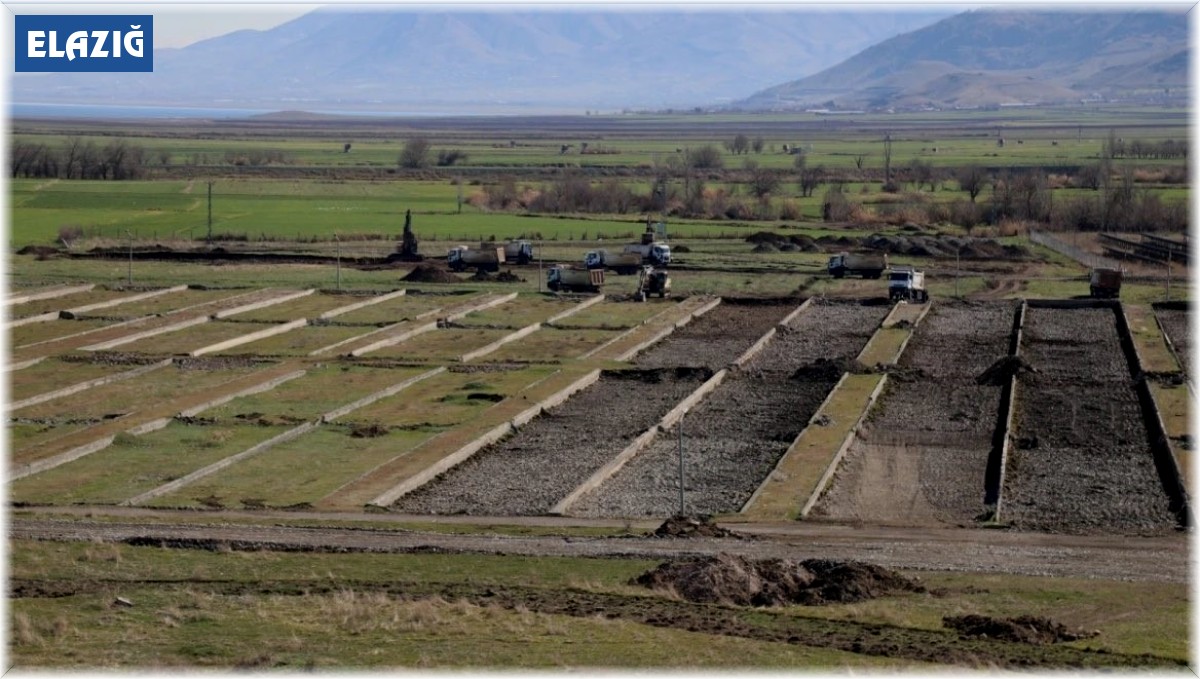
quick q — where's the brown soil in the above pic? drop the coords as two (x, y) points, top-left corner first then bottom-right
(976, 355), (1037, 386)
(633, 552), (925, 607)
(349, 423), (389, 438)
(943, 614), (1099, 645)
(402, 264), (462, 283)
(650, 515), (742, 539)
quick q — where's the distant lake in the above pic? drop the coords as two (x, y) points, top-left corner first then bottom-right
(11, 102), (481, 119)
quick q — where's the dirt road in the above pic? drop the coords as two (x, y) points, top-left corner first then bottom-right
(9, 513), (1187, 584)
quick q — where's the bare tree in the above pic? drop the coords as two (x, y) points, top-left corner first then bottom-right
(798, 164), (825, 198)
(751, 136), (765, 154)
(725, 134), (750, 155)
(399, 137), (431, 169)
(955, 165), (987, 202)
(685, 145), (724, 170)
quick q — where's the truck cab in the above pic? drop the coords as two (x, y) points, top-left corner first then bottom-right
(888, 266), (928, 302)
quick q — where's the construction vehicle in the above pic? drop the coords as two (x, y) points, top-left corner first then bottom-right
(447, 245), (505, 272)
(491, 240), (533, 265)
(626, 226), (673, 265)
(634, 265), (671, 301)
(585, 249), (644, 275)
(1089, 267), (1124, 298)
(827, 252), (887, 279)
(888, 265), (928, 302)
(547, 265), (604, 293)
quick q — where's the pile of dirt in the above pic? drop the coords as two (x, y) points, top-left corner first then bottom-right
(943, 614), (1098, 645)
(403, 264), (461, 283)
(470, 269), (494, 281)
(745, 231), (785, 245)
(350, 423), (389, 438)
(633, 553), (924, 607)
(975, 355), (1037, 386)
(791, 358), (856, 381)
(16, 245), (61, 258)
(751, 241), (779, 253)
(495, 270), (525, 283)
(649, 515), (741, 540)
(672, 244), (692, 253)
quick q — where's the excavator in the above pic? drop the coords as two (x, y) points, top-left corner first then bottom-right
(634, 265), (671, 301)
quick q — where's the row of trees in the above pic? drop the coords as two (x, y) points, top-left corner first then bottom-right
(11, 138), (147, 180)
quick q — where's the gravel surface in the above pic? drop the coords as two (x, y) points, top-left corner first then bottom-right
(633, 300), (795, 369)
(1003, 307), (1177, 535)
(10, 517), (1188, 583)
(575, 301), (886, 518)
(392, 368), (712, 515)
(814, 301), (1016, 525)
(1154, 308), (1191, 376)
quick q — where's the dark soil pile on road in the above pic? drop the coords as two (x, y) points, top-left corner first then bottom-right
(976, 355), (1038, 386)
(403, 265), (461, 283)
(649, 515), (742, 540)
(634, 553), (924, 607)
(943, 614), (1098, 645)
(790, 358), (855, 381)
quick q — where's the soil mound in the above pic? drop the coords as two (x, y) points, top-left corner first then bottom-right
(403, 265), (461, 283)
(791, 358), (854, 381)
(745, 231), (786, 245)
(672, 244), (691, 253)
(976, 355), (1037, 386)
(943, 614), (1098, 645)
(752, 241), (779, 253)
(650, 515), (741, 540)
(16, 245), (60, 257)
(634, 553), (924, 607)
(495, 270), (525, 283)
(470, 270), (494, 281)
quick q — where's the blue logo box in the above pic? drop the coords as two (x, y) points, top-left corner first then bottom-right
(15, 15), (153, 72)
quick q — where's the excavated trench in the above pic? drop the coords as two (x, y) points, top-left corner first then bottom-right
(391, 368), (712, 516)
(1003, 307), (1177, 535)
(573, 300), (890, 518)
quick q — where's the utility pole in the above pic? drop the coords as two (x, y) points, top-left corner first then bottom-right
(1166, 250), (1172, 302)
(206, 181), (213, 244)
(955, 247), (961, 297)
(126, 230), (133, 286)
(678, 409), (687, 516)
(538, 241), (543, 293)
(334, 234), (342, 291)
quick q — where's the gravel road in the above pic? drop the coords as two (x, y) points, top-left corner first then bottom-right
(9, 516), (1187, 584)
(1004, 307), (1177, 535)
(391, 368), (712, 515)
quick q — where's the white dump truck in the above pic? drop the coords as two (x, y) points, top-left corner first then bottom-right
(888, 265), (928, 302)
(497, 240), (534, 265)
(447, 245), (506, 272)
(827, 252), (887, 279)
(547, 265), (605, 293)
(585, 250), (645, 275)
(622, 241), (672, 267)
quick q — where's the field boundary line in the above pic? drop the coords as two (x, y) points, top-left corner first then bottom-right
(321, 367), (446, 422)
(11, 358), (173, 411)
(553, 368), (728, 515)
(367, 368), (602, 508)
(9, 368), (309, 482)
(64, 285), (189, 316)
(8, 284), (94, 305)
(213, 288), (315, 319)
(191, 318), (308, 356)
(8, 357), (45, 371)
(121, 423), (320, 506)
(986, 301), (1025, 519)
(347, 293), (517, 358)
(1152, 309), (1194, 397)
(799, 374), (890, 518)
(543, 294), (605, 324)
(460, 323), (541, 362)
(776, 297), (814, 328)
(347, 321), (439, 357)
(613, 296), (721, 362)
(318, 289), (407, 320)
(8, 311), (61, 328)
(15, 314), (152, 351)
(579, 298), (688, 360)
(80, 314), (211, 351)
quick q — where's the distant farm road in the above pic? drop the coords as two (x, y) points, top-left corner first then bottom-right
(9, 510), (1188, 584)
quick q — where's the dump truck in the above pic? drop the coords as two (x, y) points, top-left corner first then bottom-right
(490, 240), (533, 265)
(827, 252), (887, 279)
(585, 250), (645, 275)
(447, 245), (506, 272)
(888, 265), (928, 302)
(634, 265), (670, 301)
(547, 265), (604, 293)
(622, 241), (672, 267)
(1089, 267), (1124, 298)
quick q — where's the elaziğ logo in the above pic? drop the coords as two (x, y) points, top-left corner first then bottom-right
(16, 15), (153, 72)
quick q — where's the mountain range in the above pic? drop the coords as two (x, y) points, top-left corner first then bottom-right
(12, 7), (1188, 115)
(735, 9), (1189, 111)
